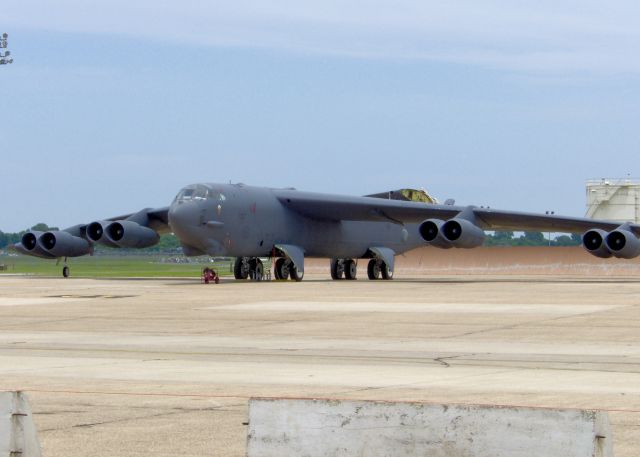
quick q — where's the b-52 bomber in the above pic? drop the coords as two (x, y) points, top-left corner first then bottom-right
(14, 182), (640, 279)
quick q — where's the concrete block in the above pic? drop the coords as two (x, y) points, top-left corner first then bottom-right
(0, 391), (41, 457)
(247, 398), (612, 457)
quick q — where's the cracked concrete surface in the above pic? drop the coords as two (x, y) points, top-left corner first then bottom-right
(0, 275), (640, 456)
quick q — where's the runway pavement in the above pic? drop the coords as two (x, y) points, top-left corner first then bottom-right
(1, 274), (639, 456)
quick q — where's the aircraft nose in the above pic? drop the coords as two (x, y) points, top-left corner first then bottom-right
(168, 201), (197, 231)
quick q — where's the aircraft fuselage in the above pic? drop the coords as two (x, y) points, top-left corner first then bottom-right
(168, 183), (424, 258)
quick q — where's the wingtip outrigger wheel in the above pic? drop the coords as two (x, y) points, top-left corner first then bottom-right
(62, 257), (70, 278)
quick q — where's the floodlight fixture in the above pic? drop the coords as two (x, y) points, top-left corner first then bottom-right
(0, 33), (12, 64)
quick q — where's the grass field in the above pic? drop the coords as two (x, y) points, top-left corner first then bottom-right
(0, 254), (236, 278)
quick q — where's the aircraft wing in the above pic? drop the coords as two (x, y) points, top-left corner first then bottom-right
(104, 207), (171, 233)
(274, 189), (638, 234)
(14, 206), (171, 260)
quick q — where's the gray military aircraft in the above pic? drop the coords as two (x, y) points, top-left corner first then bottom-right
(13, 182), (640, 279)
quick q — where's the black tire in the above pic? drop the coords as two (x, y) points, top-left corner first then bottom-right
(275, 258), (289, 280)
(274, 258), (282, 280)
(62, 266), (70, 278)
(289, 263), (304, 282)
(344, 259), (357, 280)
(381, 261), (393, 280)
(233, 257), (249, 280)
(367, 259), (381, 280)
(330, 259), (345, 280)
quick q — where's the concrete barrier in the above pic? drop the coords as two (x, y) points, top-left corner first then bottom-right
(0, 392), (41, 457)
(247, 398), (613, 457)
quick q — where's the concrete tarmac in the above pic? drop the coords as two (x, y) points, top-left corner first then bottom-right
(1, 274), (639, 456)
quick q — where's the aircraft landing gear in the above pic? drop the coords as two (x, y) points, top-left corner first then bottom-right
(249, 258), (264, 281)
(330, 259), (345, 279)
(234, 257), (265, 281)
(57, 257), (70, 278)
(234, 257), (250, 279)
(330, 258), (357, 280)
(273, 257), (303, 281)
(288, 262), (304, 282)
(274, 258), (290, 280)
(367, 258), (393, 280)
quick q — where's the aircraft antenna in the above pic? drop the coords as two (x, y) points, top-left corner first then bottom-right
(1, 33), (13, 65)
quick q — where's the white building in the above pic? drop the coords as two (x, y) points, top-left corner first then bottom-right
(586, 178), (640, 223)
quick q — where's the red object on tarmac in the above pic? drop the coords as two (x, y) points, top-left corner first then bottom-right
(202, 267), (219, 284)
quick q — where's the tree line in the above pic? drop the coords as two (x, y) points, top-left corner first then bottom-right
(484, 231), (582, 247)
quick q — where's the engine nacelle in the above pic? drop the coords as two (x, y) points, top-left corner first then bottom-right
(582, 229), (613, 258)
(15, 231), (56, 259)
(441, 218), (486, 249)
(605, 229), (640, 259)
(418, 219), (453, 249)
(86, 221), (120, 247)
(104, 220), (159, 248)
(39, 231), (91, 257)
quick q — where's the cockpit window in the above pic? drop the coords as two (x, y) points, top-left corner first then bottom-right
(174, 185), (223, 203)
(192, 186), (208, 200)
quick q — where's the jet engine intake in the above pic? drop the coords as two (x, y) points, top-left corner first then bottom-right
(39, 231), (91, 257)
(86, 221), (119, 247)
(15, 231), (56, 259)
(605, 228), (640, 259)
(418, 219), (452, 249)
(440, 218), (486, 249)
(582, 229), (613, 258)
(104, 220), (160, 248)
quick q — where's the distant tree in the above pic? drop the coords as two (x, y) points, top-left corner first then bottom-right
(484, 231), (515, 246)
(517, 231), (546, 246)
(30, 223), (59, 232)
(553, 235), (573, 246)
(152, 234), (181, 252)
(0, 231), (7, 249)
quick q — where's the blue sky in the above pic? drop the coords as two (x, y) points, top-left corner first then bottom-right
(1, 1), (640, 232)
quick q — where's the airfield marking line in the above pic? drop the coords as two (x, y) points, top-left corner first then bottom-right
(10, 388), (640, 414)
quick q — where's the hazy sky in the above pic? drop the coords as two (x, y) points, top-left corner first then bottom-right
(1, 1), (640, 232)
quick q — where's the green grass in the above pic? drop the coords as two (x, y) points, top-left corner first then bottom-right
(0, 254), (235, 278)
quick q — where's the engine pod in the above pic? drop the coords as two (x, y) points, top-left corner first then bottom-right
(605, 229), (640, 259)
(39, 231), (91, 257)
(16, 231), (57, 259)
(86, 221), (120, 247)
(418, 219), (453, 249)
(582, 229), (613, 258)
(441, 218), (486, 249)
(104, 220), (160, 248)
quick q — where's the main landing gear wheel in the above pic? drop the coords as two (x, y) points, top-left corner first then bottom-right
(274, 258), (290, 280)
(330, 258), (356, 280)
(234, 257), (266, 281)
(344, 259), (357, 280)
(249, 258), (264, 281)
(367, 259), (381, 280)
(233, 257), (250, 280)
(367, 259), (393, 280)
(330, 259), (345, 280)
(289, 263), (304, 282)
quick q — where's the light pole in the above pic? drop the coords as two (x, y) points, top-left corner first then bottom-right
(545, 210), (555, 246)
(1, 33), (13, 65)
